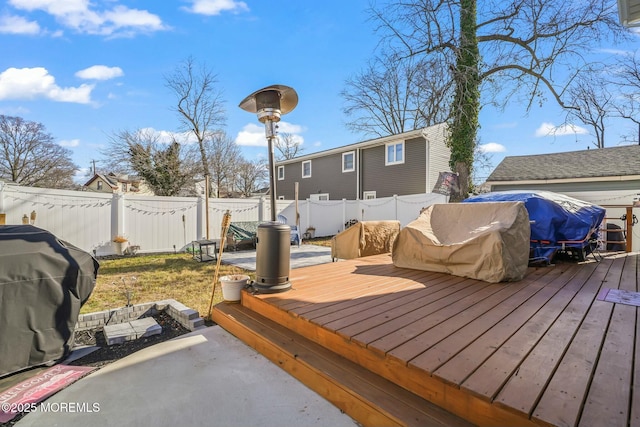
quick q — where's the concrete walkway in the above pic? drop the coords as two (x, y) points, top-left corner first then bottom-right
(16, 325), (356, 427)
(220, 244), (334, 271)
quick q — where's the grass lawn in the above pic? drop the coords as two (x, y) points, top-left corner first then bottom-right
(83, 253), (252, 319)
(83, 237), (333, 319)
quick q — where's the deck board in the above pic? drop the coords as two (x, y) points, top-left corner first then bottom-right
(431, 265), (577, 386)
(459, 261), (598, 400)
(578, 254), (637, 427)
(493, 256), (618, 418)
(530, 256), (625, 426)
(241, 252), (639, 427)
(385, 271), (550, 364)
(339, 275), (483, 340)
(322, 274), (482, 333)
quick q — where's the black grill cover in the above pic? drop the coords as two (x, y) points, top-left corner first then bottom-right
(0, 225), (98, 377)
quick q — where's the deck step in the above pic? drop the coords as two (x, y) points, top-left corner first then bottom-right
(212, 302), (473, 427)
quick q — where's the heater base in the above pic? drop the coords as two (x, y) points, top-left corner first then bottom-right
(251, 281), (292, 294)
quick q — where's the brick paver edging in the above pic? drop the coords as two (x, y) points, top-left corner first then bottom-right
(75, 299), (206, 332)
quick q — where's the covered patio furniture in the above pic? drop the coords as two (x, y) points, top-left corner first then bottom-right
(392, 202), (530, 283)
(226, 222), (259, 250)
(464, 191), (606, 263)
(277, 214), (301, 247)
(331, 220), (401, 261)
(0, 225), (98, 377)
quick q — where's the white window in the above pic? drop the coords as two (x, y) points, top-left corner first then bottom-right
(302, 160), (312, 178)
(385, 141), (404, 165)
(363, 191), (376, 200)
(277, 165), (284, 180)
(97, 181), (103, 190)
(310, 193), (329, 201)
(342, 151), (355, 173)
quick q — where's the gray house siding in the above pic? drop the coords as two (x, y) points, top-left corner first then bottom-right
(426, 136), (452, 191)
(276, 152), (357, 200)
(361, 136), (426, 198)
(274, 124), (451, 200)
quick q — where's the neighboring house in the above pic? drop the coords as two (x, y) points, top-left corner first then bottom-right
(274, 123), (451, 200)
(83, 173), (154, 195)
(249, 187), (270, 198)
(485, 145), (640, 193)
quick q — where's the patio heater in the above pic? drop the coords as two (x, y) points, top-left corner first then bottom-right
(239, 85), (298, 293)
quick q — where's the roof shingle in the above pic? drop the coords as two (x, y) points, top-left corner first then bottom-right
(487, 145), (640, 181)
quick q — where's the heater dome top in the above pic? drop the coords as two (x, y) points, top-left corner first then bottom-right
(239, 84), (298, 115)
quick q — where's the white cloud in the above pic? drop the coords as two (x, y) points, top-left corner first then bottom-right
(277, 122), (305, 134)
(0, 14), (40, 34)
(0, 67), (94, 104)
(478, 142), (506, 153)
(235, 121), (305, 147)
(535, 122), (589, 137)
(185, 0), (249, 16)
(8, 0), (167, 37)
(75, 65), (123, 80)
(235, 123), (267, 146)
(59, 138), (80, 147)
(73, 167), (90, 184)
(137, 127), (196, 145)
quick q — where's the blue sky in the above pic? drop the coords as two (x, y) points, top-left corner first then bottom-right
(1, 0), (638, 184)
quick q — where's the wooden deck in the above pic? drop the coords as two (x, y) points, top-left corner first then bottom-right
(214, 252), (639, 427)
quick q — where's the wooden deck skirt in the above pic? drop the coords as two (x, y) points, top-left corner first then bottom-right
(226, 252), (639, 427)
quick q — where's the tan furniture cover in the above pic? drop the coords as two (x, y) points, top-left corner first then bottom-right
(392, 202), (530, 283)
(331, 220), (401, 260)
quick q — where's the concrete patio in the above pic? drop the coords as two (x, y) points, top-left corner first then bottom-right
(220, 243), (334, 271)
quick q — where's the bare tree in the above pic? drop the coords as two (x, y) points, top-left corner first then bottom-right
(165, 56), (226, 189)
(614, 52), (640, 142)
(371, 0), (624, 199)
(235, 159), (268, 197)
(103, 128), (198, 196)
(566, 69), (614, 149)
(0, 115), (77, 188)
(205, 131), (243, 197)
(341, 53), (452, 137)
(275, 132), (304, 160)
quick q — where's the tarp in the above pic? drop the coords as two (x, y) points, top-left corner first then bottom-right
(0, 225), (98, 377)
(331, 221), (400, 260)
(464, 191), (606, 261)
(392, 202), (530, 283)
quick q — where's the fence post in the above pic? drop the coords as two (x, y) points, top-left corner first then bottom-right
(306, 198), (310, 232)
(0, 181), (5, 213)
(342, 198), (347, 231)
(0, 181), (5, 225)
(394, 194), (398, 220)
(259, 197), (265, 222)
(111, 192), (125, 240)
(626, 206), (633, 252)
(196, 195), (205, 239)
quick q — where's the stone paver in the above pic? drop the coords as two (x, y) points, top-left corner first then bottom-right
(103, 317), (161, 345)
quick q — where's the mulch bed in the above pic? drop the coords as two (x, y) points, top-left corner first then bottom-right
(69, 311), (197, 368)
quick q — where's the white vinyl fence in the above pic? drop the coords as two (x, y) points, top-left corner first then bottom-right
(563, 190), (639, 252)
(0, 181), (447, 256)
